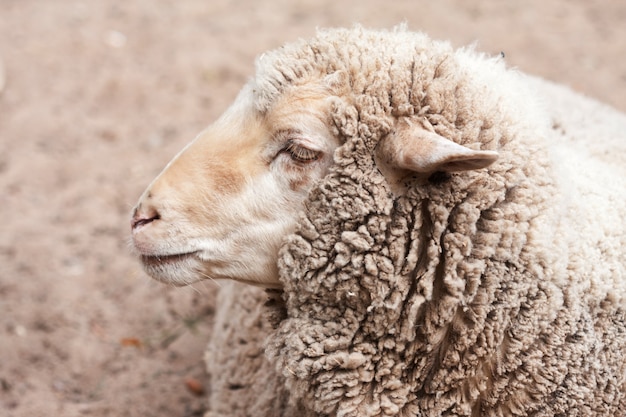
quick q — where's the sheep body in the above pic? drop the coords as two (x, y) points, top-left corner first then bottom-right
(198, 28), (626, 416)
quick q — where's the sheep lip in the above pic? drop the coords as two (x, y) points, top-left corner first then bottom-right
(140, 251), (199, 266)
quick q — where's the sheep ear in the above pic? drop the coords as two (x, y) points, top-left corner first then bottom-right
(378, 122), (498, 173)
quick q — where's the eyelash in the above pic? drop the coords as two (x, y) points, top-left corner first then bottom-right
(282, 140), (320, 163)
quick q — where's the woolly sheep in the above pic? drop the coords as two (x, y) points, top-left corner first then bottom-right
(131, 27), (626, 416)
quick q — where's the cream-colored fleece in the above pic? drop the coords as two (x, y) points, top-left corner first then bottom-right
(205, 27), (626, 417)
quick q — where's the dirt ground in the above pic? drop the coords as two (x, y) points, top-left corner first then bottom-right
(0, 1), (625, 416)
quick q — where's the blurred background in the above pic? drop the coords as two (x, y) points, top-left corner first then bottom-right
(1, 1), (625, 416)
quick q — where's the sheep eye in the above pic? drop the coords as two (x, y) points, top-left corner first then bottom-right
(283, 141), (320, 163)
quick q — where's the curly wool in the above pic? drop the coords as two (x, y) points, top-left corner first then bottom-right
(205, 27), (626, 417)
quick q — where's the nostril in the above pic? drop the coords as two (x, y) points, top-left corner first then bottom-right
(131, 205), (161, 230)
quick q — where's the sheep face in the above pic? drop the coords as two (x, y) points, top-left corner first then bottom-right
(131, 71), (498, 288)
(131, 83), (340, 288)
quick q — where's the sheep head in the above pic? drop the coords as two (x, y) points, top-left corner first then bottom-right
(131, 75), (497, 289)
(131, 83), (338, 288)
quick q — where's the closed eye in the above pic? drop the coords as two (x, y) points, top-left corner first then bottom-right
(282, 140), (320, 163)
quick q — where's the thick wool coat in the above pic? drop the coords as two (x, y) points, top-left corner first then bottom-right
(205, 27), (626, 417)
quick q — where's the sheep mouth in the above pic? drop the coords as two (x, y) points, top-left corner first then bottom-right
(140, 252), (199, 266)
(138, 251), (205, 286)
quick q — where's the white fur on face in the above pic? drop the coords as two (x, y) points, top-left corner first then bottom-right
(131, 84), (338, 288)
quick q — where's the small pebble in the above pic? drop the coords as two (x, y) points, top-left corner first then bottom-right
(184, 377), (205, 396)
(14, 325), (27, 337)
(105, 30), (127, 48)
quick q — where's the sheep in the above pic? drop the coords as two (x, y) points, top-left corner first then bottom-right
(131, 26), (626, 416)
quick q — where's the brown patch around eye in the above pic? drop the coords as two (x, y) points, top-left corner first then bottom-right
(289, 177), (310, 192)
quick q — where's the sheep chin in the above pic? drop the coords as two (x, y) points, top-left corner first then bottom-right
(140, 250), (284, 289)
(140, 252), (204, 287)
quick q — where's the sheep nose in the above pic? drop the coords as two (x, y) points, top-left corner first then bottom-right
(131, 203), (160, 230)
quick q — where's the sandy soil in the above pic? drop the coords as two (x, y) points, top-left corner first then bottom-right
(1, 1), (625, 416)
